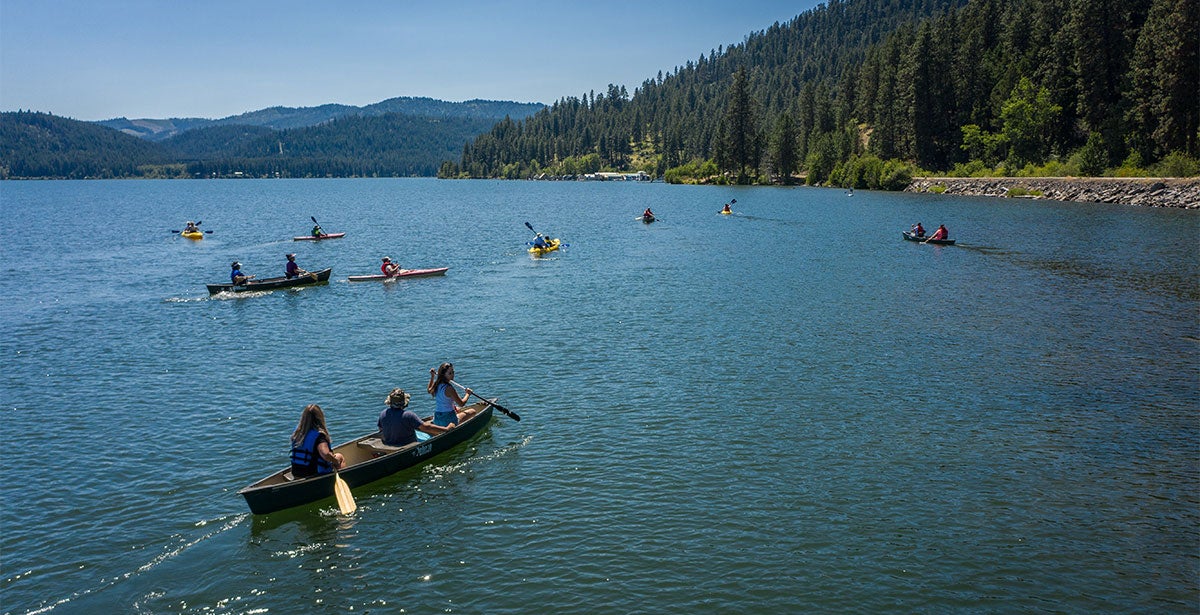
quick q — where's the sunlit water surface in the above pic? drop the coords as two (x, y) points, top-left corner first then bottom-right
(1, 178), (1196, 614)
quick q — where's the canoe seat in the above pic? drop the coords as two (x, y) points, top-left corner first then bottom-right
(358, 438), (404, 453)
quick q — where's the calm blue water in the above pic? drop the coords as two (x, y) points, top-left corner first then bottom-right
(1, 178), (1197, 614)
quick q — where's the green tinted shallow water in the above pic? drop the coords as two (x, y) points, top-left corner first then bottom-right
(1, 178), (1197, 614)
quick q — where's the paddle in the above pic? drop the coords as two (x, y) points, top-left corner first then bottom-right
(333, 471), (356, 514)
(450, 380), (521, 421)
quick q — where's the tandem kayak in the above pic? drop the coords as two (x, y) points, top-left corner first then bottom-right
(529, 238), (561, 255)
(347, 267), (450, 282)
(207, 268), (332, 294)
(902, 231), (955, 245)
(181, 230), (204, 240)
(293, 232), (346, 241)
(238, 402), (494, 515)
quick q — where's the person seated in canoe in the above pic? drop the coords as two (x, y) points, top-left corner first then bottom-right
(911, 222), (925, 237)
(926, 224), (949, 242)
(184, 221), (199, 233)
(285, 253), (309, 279)
(378, 388), (454, 446)
(428, 362), (479, 427)
(380, 256), (400, 277)
(532, 233), (551, 249)
(290, 404), (345, 479)
(722, 202), (732, 214)
(230, 261), (254, 285)
(643, 208), (654, 219)
(311, 224), (324, 237)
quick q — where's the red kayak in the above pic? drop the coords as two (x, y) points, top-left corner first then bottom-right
(293, 232), (346, 241)
(347, 267), (449, 282)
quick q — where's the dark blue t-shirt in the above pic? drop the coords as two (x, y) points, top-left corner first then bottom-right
(378, 406), (423, 446)
(231, 268), (246, 283)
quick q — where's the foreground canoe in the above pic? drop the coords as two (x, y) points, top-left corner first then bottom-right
(239, 402), (494, 514)
(293, 232), (346, 241)
(207, 268), (332, 294)
(347, 267), (449, 282)
(529, 238), (561, 255)
(902, 231), (955, 245)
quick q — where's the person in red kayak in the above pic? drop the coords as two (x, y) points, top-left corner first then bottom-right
(926, 224), (949, 242)
(380, 256), (400, 277)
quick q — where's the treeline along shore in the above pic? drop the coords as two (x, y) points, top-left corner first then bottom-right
(906, 177), (1200, 209)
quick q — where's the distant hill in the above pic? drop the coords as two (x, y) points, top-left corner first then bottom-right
(0, 111), (170, 178)
(0, 107), (515, 179)
(98, 97), (544, 141)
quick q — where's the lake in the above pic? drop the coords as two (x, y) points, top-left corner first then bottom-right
(1, 178), (1197, 614)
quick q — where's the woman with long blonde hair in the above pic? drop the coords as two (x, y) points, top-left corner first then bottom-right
(427, 362), (478, 427)
(289, 404), (345, 478)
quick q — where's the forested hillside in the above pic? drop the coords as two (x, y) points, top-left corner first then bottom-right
(0, 111), (171, 179)
(449, 0), (1199, 185)
(99, 97), (543, 141)
(2, 99), (539, 179)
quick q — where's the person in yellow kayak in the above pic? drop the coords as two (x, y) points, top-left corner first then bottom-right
(381, 256), (400, 277)
(184, 221), (199, 233)
(721, 202), (732, 214)
(532, 233), (551, 249)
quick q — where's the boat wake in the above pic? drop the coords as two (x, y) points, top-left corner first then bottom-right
(20, 513), (248, 615)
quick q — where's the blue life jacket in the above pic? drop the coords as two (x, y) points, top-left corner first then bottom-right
(290, 428), (333, 477)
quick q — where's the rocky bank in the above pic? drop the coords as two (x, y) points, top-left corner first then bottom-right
(906, 177), (1200, 209)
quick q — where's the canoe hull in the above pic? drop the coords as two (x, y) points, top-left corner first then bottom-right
(293, 233), (346, 241)
(207, 268), (332, 294)
(347, 267), (449, 282)
(239, 403), (494, 515)
(642, 216), (655, 224)
(181, 231), (204, 240)
(902, 231), (955, 245)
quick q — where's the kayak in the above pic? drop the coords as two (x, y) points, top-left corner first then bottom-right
(719, 210), (732, 215)
(347, 267), (450, 282)
(529, 238), (561, 255)
(181, 230), (204, 240)
(642, 215), (656, 224)
(293, 232), (346, 241)
(902, 231), (955, 245)
(206, 268), (332, 294)
(239, 402), (494, 514)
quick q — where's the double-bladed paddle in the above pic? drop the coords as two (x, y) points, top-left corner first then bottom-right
(450, 380), (520, 421)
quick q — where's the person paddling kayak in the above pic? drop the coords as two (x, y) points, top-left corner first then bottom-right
(380, 256), (401, 277)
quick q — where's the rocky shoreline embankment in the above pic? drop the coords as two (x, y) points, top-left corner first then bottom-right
(906, 177), (1200, 209)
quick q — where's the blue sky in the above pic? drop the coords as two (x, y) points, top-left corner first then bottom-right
(0, 0), (821, 121)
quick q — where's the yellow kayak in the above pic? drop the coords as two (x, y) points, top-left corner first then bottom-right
(529, 238), (561, 255)
(181, 230), (204, 239)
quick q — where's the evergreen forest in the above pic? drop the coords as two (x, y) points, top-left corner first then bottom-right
(446, 0), (1199, 186)
(0, 99), (543, 179)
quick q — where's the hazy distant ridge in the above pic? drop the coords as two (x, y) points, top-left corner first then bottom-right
(99, 97), (544, 141)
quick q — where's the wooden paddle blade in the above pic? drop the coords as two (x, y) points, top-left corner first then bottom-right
(334, 473), (356, 514)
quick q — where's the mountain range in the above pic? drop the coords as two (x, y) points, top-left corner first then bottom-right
(0, 98), (544, 179)
(97, 97), (545, 141)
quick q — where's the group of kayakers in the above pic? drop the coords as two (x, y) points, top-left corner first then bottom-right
(909, 222), (949, 241)
(289, 362), (478, 478)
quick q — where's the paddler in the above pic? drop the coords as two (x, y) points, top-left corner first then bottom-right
(230, 261), (254, 285)
(381, 256), (400, 277)
(532, 233), (550, 249)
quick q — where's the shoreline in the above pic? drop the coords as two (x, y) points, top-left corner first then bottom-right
(906, 177), (1200, 209)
